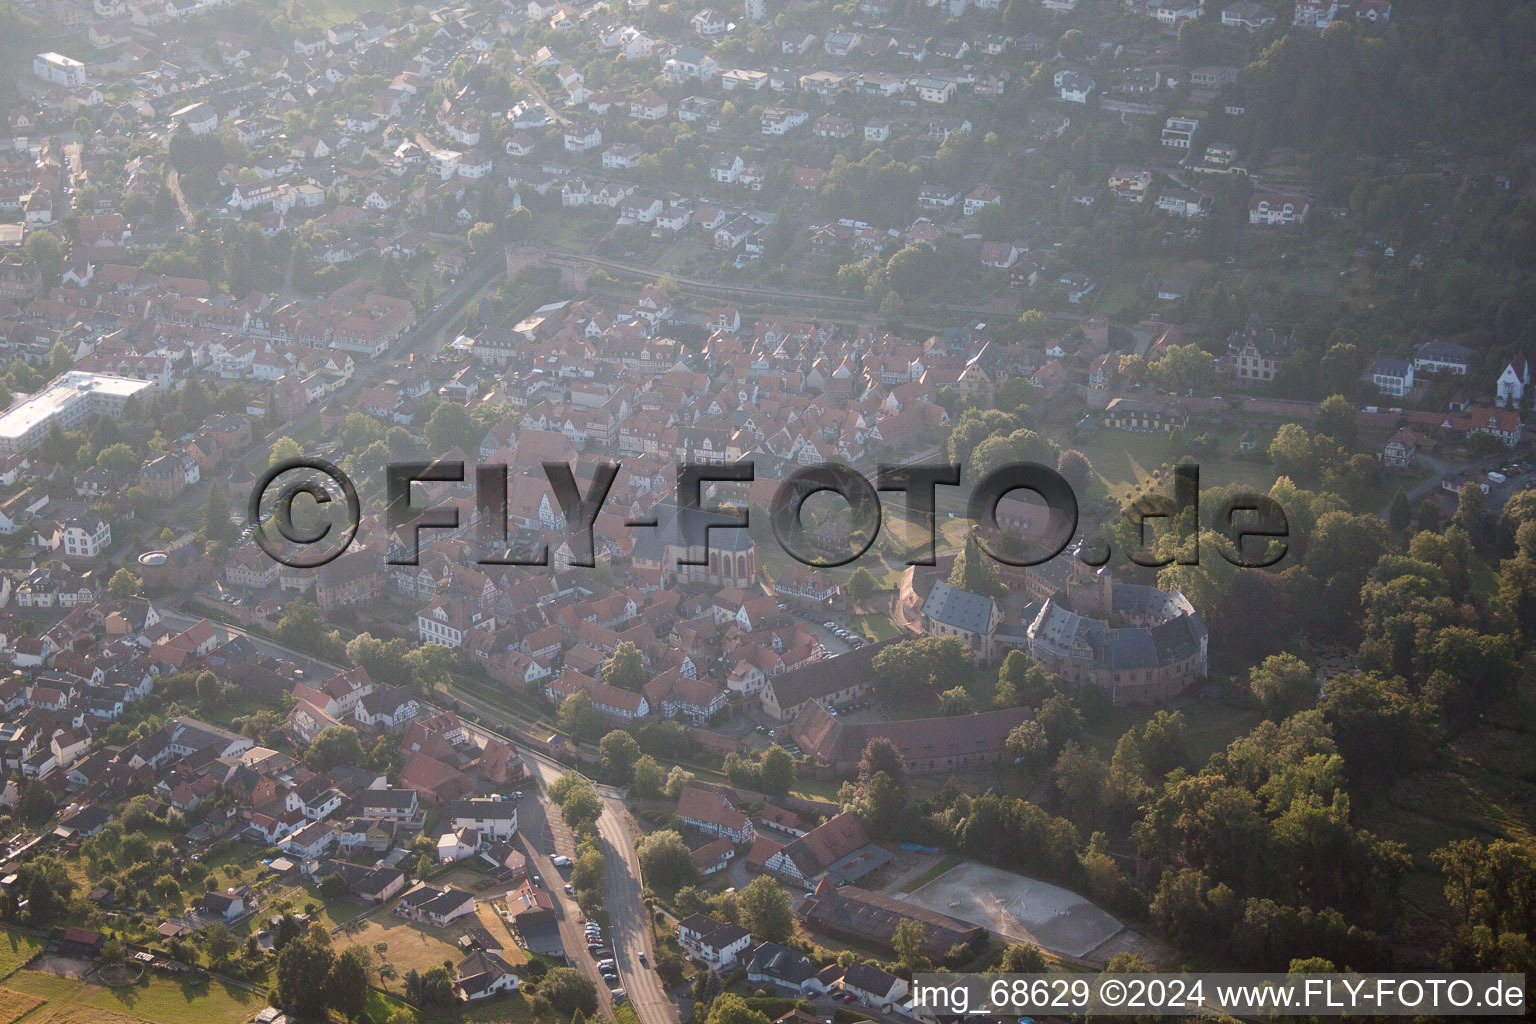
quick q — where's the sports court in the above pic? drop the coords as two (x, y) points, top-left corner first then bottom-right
(904, 860), (1124, 959)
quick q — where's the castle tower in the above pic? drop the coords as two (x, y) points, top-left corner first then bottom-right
(1065, 539), (1112, 617)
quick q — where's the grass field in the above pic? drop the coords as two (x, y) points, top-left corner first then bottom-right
(0, 987), (43, 1024)
(0, 929), (43, 981)
(331, 912), (473, 980)
(5, 969), (261, 1024)
(1079, 699), (1262, 769)
(899, 853), (962, 894)
(454, 992), (539, 1024)
(1359, 671), (1536, 929)
(1068, 428), (1280, 503)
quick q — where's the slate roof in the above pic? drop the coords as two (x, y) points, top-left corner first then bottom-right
(631, 502), (754, 561)
(920, 580), (996, 633)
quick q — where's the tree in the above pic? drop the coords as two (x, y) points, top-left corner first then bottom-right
(572, 846), (605, 895)
(328, 947), (371, 1022)
(557, 691), (601, 742)
(707, 994), (770, 1024)
(1316, 394), (1357, 446)
(320, 872), (350, 901)
(857, 737), (908, 795)
(759, 745), (796, 796)
(95, 443), (137, 477)
(308, 726), (365, 772)
(872, 637), (971, 702)
(275, 938), (335, 1021)
(949, 531), (1006, 599)
(1418, 499), (1441, 533)
(17, 783), (55, 826)
(201, 482), (237, 547)
(206, 923), (239, 963)
(553, 778), (603, 835)
(654, 948), (686, 987)
(269, 437), (302, 468)
(631, 754), (666, 798)
(1000, 942), (1046, 972)
(893, 917), (926, 969)
(23, 230), (63, 283)
(1388, 489), (1412, 532)
(603, 641), (646, 691)
(851, 770), (905, 839)
(1057, 449), (1093, 492)
(1139, 710), (1186, 776)
(846, 567), (877, 605)
(664, 766), (695, 800)
(467, 220), (497, 257)
(1053, 741), (1108, 828)
(737, 875), (795, 944)
(1320, 673), (1435, 789)
(1452, 482), (1495, 550)
(425, 402), (477, 455)
(1006, 720), (1048, 767)
(635, 830), (698, 896)
(998, 651), (1057, 708)
(1036, 693), (1084, 754)
(107, 569), (140, 599)
(599, 730), (641, 782)
(1249, 653), (1317, 718)
(541, 968), (598, 1017)
(1269, 423), (1316, 481)
(938, 686), (973, 715)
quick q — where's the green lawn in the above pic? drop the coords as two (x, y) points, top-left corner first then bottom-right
(846, 613), (899, 641)
(300, 0), (381, 27)
(5, 969), (262, 1024)
(1068, 428), (1281, 503)
(1079, 699), (1263, 770)
(0, 928), (43, 981)
(900, 853), (963, 894)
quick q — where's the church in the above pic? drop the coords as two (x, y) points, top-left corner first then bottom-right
(630, 503), (757, 588)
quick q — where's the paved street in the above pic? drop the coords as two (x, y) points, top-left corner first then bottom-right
(523, 754), (675, 1024)
(155, 608), (679, 1024)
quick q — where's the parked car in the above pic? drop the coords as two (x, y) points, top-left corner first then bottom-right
(552, 855), (572, 867)
(564, 884), (576, 895)
(638, 952), (648, 966)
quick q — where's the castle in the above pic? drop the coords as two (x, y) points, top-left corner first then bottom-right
(1023, 542), (1208, 705)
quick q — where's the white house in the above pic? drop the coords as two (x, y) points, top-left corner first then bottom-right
(1055, 69), (1095, 103)
(33, 52), (86, 87)
(760, 107), (808, 135)
(60, 516), (111, 558)
(1369, 355), (1414, 397)
(1497, 356), (1529, 409)
(1161, 115), (1199, 148)
(448, 798), (518, 839)
(910, 77), (956, 104)
(1412, 340), (1472, 376)
(1248, 191), (1310, 226)
(679, 915), (753, 968)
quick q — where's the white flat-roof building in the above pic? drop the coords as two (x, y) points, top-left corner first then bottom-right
(34, 52), (86, 88)
(0, 372), (154, 454)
